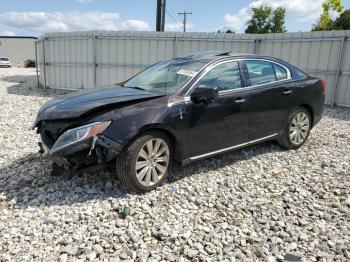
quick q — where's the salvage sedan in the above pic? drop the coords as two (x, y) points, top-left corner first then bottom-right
(33, 52), (325, 192)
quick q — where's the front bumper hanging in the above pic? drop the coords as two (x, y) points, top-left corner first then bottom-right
(38, 135), (123, 171)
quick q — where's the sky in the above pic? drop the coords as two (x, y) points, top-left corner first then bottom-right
(0, 0), (349, 37)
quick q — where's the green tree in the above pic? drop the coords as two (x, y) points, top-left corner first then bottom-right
(245, 6), (286, 34)
(271, 8), (287, 33)
(217, 29), (235, 33)
(313, 0), (344, 31)
(334, 9), (350, 30)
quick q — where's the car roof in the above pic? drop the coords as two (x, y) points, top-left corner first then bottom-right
(180, 51), (280, 63)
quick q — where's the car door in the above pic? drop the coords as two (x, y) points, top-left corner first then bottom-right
(183, 60), (251, 158)
(243, 59), (296, 140)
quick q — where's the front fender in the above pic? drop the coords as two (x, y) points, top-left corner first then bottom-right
(92, 96), (187, 161)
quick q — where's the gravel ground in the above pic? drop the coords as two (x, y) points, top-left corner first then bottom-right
(0, 68), (350, 262)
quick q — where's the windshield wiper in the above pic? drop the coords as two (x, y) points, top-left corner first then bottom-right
(128, 86), (147, 91)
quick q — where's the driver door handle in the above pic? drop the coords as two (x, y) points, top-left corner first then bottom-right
(233, 98), (247, 104)
(283, 90), (293, 95)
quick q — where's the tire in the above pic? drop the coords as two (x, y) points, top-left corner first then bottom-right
(278, 107), (312, 149)
(116, 131), (172, 192)
(51, 163), (68, 176)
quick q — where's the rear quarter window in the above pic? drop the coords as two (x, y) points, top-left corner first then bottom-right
(292, 66), (308, 79)
(273, 63), (288, 80)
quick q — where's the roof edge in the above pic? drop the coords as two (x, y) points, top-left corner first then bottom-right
(0, 36), (38, 39)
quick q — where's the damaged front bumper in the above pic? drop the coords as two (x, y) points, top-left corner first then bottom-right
(38, 134), (123, 172)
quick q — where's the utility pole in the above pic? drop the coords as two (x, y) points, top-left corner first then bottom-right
(178, 10), (192, 32)
(156, 0), (166, 32)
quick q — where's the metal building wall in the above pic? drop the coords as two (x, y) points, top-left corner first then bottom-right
(0, 37), (37, 66)
(37, 30), (350, 107)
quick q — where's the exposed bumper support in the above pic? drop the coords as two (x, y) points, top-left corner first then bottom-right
(38, 134), (123, 171)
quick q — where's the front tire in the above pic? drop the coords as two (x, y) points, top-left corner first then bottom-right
(116, 131), (172, 192)
(278, 107), (311, 149)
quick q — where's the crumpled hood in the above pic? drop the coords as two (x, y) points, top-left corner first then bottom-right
(33, 86), (161, 127)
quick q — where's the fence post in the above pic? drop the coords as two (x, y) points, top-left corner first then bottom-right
(42, 38), (47, 91)
(254, 38), (261, 54)
(35, 40), (39, 89)
(331, 34), (347, 108)
(173, 36), (178, 57)
(92, 34), (97, 89)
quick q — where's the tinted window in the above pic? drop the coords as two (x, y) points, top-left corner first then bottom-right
(246, 60), (277, 86)
(274, 63), (288, 80)
(197, 61), (242, 91)
(292, 66), (307, 79)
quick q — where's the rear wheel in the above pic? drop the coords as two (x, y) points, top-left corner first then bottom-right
(278, 107), (311, 149)
(116, 131), (172, 192)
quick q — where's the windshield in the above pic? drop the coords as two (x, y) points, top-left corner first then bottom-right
(123, 59), (206, 95)
(0, 58), (9, 61)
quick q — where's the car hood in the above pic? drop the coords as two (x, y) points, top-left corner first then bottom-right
(33, 86), (162, 126)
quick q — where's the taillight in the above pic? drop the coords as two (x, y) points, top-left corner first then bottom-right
(319, 78), (326, 94)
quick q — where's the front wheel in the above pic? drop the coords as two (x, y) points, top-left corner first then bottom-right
(116, 131), (172, 192)
(278, 107), (311, 149)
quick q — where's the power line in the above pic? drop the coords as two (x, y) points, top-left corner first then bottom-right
(178, 10), (192, 33)
(166, 5), (182, 25)
(166, 8), (180, 25)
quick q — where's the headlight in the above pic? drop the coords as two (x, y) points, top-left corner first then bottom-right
(51, 121), (111, 153)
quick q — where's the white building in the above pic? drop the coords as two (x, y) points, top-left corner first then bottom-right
(0, 36), (37, 66)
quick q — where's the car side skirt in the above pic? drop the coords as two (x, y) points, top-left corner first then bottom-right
(181, 133), (278, 166)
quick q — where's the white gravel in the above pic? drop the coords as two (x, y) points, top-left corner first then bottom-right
(0, 68), (350, 261)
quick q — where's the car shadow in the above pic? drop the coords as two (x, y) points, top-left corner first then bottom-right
(2, 75), (71, 98)
(169, 140), (283, 182)
(0, 141), (283, 209)
(0, 152), (129, 209)
(323, 106), (350, 122)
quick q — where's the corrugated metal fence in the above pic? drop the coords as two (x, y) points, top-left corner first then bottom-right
(36, 30), (350, 107)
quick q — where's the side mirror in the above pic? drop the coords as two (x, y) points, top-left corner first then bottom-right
(190, 85), (218, 103)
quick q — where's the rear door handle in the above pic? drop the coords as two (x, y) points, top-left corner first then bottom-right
(283, 90), (293, 95)
(233, 98), (247, 104)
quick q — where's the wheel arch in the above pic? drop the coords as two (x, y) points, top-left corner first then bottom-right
(298, 104), (315, 127)
(122, 124), (183, 162)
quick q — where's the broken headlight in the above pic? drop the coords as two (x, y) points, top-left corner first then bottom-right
(51, 121), (111, 153)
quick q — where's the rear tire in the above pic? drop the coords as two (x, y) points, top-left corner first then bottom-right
(116, 131), (172, 192)
(278, 107), (311, 149)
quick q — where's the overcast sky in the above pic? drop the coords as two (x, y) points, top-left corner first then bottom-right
(0, 0), (349, 37)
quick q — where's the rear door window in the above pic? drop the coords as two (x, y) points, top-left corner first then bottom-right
(245, 60), (276, 86)
(245, 60), (290, 86)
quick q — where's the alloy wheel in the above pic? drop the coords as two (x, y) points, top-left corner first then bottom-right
(289, 112), (310, 145)
(135, 138), (170, 187)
